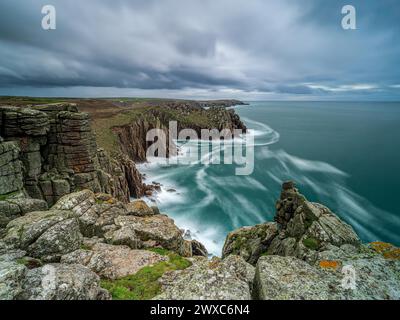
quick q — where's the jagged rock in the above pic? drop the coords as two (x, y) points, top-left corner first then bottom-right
(268, 182), (360, 263)
(126, 200), (155, 216)
(191, 240), (208, 257)
(61, 243), (167, 279)
(3, 210), (82, 261)
(223, 182), (360, 265)
(17, 263), (110, 300)
(222, 222), (278, 265)
(155, 255), (254, 300)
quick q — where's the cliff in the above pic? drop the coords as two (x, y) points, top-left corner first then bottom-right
(0, 104), (145, 209)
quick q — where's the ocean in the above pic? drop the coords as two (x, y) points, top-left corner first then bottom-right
(138, 101), (400, 256)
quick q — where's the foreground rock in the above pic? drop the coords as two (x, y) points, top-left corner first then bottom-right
(61, 242), (167, 280)
(155, 255), (254, 300)
(3, 210), (82, 262)
(254, 251), (400, 300)
(18, 263), (110, 300)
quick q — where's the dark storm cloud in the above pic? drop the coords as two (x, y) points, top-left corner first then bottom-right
(0, 0), (399, 99)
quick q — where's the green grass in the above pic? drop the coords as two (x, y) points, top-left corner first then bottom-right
(100, 251), (191, 300)
(302, 237), (320, 250)
(147, 247), (170, 256)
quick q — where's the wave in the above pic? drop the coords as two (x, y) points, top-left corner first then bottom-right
(137, 113), (400, 256)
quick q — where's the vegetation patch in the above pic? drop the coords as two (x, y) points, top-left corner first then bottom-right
(302, 237), (320, 250)
(16, 257), (43, 269)
(370, 241), (400, 260)
(100, 251), (191, 300)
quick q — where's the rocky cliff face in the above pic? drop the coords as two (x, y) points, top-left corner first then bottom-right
(113, 106), (247, 162)
(0, 104), (145, 206)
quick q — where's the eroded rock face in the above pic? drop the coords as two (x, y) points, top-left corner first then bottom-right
(268, 182), (360, 263)
(17, 263), (110, 300)
(155, 255), (254, 300)
(0, 141), (24, 195)
(3, 210), (82, 262)
(222, 222), (278, 265)
(61, 242), (167, 280)
(52, 190), (201, 257)
(223, 182), (360, 265)
(0, 104), (145, 205)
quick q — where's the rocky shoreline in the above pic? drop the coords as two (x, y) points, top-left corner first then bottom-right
(0, 100), (399, 300)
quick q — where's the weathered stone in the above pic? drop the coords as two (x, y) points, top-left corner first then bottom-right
(254, 250), (400, 300)
(191, 240), (208, 257)
(0, 259), (27, 300)
(3, 210), (82, 261)
(113, 214), (184, 252)
(61, 243), (167, 279)
(222, 222), (278, 265)
(17, 263), (110, 300)
(126, 200), (155, 216)
(155, 255), (254, 300)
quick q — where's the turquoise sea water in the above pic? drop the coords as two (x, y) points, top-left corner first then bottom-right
(139, 101), (400, 255)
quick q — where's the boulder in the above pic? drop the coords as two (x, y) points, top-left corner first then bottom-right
(61, 243), (167, 280)
(155, 255), (254, 300)
(3, 210), (82, 261)
(110, 214), (184, 253)
(17, 263), (110, 300)
(126, 200), (155, 216)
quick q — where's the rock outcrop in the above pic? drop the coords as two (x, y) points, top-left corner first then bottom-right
(223, 182), (400, 300)
(0, 104), (145, 205)
(223, 181), (360, 265)
(155, 255), (254, 300)
(61, 242), (167, 280)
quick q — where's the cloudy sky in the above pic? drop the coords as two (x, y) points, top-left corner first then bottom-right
(0, 0), (399, 100)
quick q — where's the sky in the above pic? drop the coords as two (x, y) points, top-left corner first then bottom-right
(0, 0), (399, 100)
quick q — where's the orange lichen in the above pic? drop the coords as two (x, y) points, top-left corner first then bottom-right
(319, 260), (340, 270)
(107, 198), (115, 204)
(370, 241), (400, 260)
(370, 241), (393, 253)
